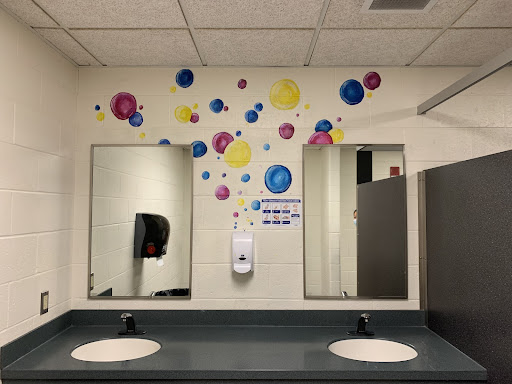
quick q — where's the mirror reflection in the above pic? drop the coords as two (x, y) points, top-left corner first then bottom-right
(89, 145), (192, 298)
(304, 144), (407, 299)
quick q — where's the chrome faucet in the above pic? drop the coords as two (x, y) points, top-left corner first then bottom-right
(347, 313), (375, 336)
(118, 313), (146, 335)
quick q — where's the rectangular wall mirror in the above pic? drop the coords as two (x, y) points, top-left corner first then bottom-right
(89, 145), (193, 299)
(303, 144), (407, 299)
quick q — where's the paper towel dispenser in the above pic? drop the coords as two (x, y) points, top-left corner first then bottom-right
(134, 213), (170, 259)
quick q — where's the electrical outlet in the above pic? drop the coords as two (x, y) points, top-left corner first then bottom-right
(90, 273), (94, 291)
(40, 291), (49, 315)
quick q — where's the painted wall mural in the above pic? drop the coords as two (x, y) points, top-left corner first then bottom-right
(96, 69), (382, 227)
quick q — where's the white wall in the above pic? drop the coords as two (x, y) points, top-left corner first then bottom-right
(0, 7), (77, 348)
(372, 151), (404, 181)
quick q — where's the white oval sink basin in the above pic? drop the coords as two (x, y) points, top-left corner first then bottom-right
(71, 338), (161, 362)
(328, 339), (417, 363)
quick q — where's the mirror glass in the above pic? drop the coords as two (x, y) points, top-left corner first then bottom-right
(89, 145), (192, 298)
(303, 144), (407, 299)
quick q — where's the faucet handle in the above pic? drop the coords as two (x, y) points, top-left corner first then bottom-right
(361, 313), (371, 320)
(121, 313), (132, 320)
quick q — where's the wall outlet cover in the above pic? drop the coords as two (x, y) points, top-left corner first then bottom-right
(40, 291), (49, 315)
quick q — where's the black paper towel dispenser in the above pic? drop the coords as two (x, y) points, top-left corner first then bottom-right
(134, 213), (170, 259)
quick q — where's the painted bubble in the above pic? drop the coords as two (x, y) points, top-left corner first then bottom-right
(245, 109), (258, 123)
(329, 129), (344, 143)
(363, 72), (381, 90)
(139, 133), (145, 139)
(315, 119), (332, 132)
(209, 99), (224, 113)
(159, 139), (170, 145)
(296, 113), (300, 117)
(170, 86), (176, 93)
(176, 69), (194, 88)
(190, 113), (200, 123)
(241, 174), (250, 183)
(254, 102), (263, 112)
(304, 104), (310, 110)
(175, 105), (192, 123)
(192, 141), (207, 158)
(233, 212), (239, 218)
(212, 132), (234, 154)
(340, 79), (364, 105)
(367, 92), (373, 98)
(263, 143), (270, 151)
(337, 117), (342, 122)
(279, 123), (295, 140)
(95, 105), (100, 111)
(202, 171), (210, 180)
(237, 198), (245, 206)
(236, 130), (241, 137)
(139, 105), (143, 110)
(223, 106), (229, 111)
(224, 140), (251, 168)
(237, 190), (242, 195)
(250, 222), (253, 226)
(269, 79), (300, 110)
(222, 173), (226, 178)
(251, 200), (261, 211)
(96, 112), (105, 121)
(129, 112), (143, 127)
(234, 226), (237, 229)
(244, 208), (247, 211)
(110, 92), (137, 120)
(192, 103), (198, 109)
(217, 156), (220, 159)
(238, 79), (247, 89)
(308, 131), (333, 144)
(215, 185), (230, 200)
(265, 165), (292, 194)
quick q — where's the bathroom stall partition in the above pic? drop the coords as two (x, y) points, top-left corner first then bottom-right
(421, 150), (512, 384)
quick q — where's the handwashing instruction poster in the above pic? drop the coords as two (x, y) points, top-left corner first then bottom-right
(261, 199), (301, 226)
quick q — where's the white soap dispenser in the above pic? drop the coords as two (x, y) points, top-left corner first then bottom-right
(232, 231), (254, 274)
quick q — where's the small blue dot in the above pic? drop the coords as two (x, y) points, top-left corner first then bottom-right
(222, 173), (226, 177)
(234, 226), (237, 229)
(245, 110), (258, 123)
(254, 102), (263, 112)
(241, 173), (250, 183)
(159, 139), (171, 145)
(94, 105), (100, 111)
(217, 156), (220, 160)
(263, 143), (270, 151)
(244, 208), (247, 211)
(250, 222), (253, 225)
(236, 130), (241, 137)
(202, 171), (210, 180)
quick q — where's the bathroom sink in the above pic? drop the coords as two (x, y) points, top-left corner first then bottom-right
(71, 338), (161, 362)
(328, 339), (417, 363)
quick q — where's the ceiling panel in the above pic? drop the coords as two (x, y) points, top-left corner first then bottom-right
(71, 29), (201, 66)
(323, 0), (474, 28)
(310, 29), (439, 66)
(412, 29), (512, 66)
(36, 0), (187, 28)
(183, 0), (324, 28)
(454, 0), (512, 27)
(195, 29), (314, 66)
(0, 0), (57, 27)
(35, 28), (100, 65)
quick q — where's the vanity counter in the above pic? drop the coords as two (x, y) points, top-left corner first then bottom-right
(0, 316), (486, 383)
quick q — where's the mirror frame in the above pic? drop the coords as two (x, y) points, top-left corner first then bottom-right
(302, 144), (408, 300)
(88, 144), (194, 300)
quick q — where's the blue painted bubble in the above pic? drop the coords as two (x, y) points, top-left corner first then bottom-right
(241, 174), (250, 183)
(94, 105), (100, 111)
(250, 222), (253, 225)
(234, 226), (237, 229)
(217, 156), (220, 160)
(236, 130), (241, 137)
(251, 200), (261, 211)
(265, 165), (292, 194)
(158, 139), (171, 145)
(244, 208), (247, 211)
(129, 112), (143, 127)
(209, 99), (224, 113)
(176, 69), (194, 88)
(245, 110), (258, 123)
(192, 140), (207, 158)
(222, 173), (226, 177)
(340, 79), (364, 105)
(263, 143), (270, 151)
(315, 119), (332, 132)
(254, 102), (263, 112)
(202, 171), (210, 180)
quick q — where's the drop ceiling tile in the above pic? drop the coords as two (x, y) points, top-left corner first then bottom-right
(71, 29), (201, 66)
(0, 0), (57, 27)
(35, 28), (100, 65)
(412, 29), (512, 66)
(323, 0), (474, 28)
(36, 0), (186, 28)
(196, 29), (314, 66)
(183, 0), (324, 28)
(310, 29), (439, 66)
(454, 0), (512, 27)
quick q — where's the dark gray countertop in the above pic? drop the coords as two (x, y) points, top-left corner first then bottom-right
(1, 325), (486, 382)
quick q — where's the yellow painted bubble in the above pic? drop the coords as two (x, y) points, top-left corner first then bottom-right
(269, 79), (300, 110)
(304, 104), (310, 110)
(237, 198), (245, 206)
(175, 105), (192, 123)
(96, 112), (105, 121)
(139, 133), (146, 139)
(170, 86), (176, 93)
(329, 129), (344, 143)
(367, 92), (373, 98)
(192, 103), (198, 110)
(224, 140), (251, 168)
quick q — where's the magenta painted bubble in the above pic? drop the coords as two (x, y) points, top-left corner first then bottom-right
(238, 79), (247, 89)
(223, 106), (229, 111)
(190, 113), (199, 123)
(336, 117), (341, 122)
(237, 190), (242, 195)
(363, 72), (381, 90)
(279, 123), (295, 139)
(260, 190), (263, 194)
(233, 212), (239, 218)
(139, 105), (143, 110)
(308, 131), (333, 144)
(212, 132), (234, 154)
(215, 185), (230, 200)
(296, 113), (300, 117)
(110, 92), (137, 120)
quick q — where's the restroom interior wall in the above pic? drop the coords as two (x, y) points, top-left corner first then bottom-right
(372, 151), (404, 181)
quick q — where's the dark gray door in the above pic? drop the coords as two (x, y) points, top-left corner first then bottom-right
(357, 175), (407, 297)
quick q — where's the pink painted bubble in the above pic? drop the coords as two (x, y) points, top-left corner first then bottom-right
(139, 105), (143, 110)
(296, 113), (300, 117)
(237, 190), (242, 195)
(238, 79), (247, 89)
(215, 185), (230, 200)
(190, 112), (199, 123)
(212, 132), (234, 154)
(223, 106), (229, 111)
(363, 72), (381, 90)
(233, 212), (239, 218)
(279, 123), (295, 140)
(336, 117), (341, 122)
(110, 92), (137, 120)
(308, 131), (333, 144)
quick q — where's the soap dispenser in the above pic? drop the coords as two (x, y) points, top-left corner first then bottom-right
(134, 213), (170, 266)
(232, 231), (254, 274)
